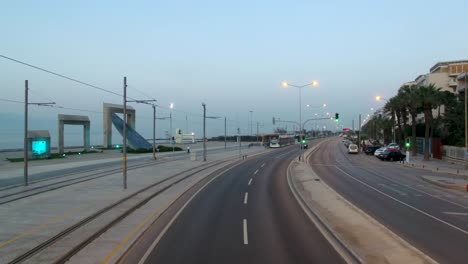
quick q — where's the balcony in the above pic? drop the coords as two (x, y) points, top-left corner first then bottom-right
(448, 79), (458, 87)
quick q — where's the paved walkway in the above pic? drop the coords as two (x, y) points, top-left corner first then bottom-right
(401, 153), (467, 176)
(0, 141), (253, 180)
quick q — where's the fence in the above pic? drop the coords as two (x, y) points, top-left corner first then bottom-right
(443, 145), (466, 161)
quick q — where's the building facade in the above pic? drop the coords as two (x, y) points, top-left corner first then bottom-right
(415, 60), (468, 93)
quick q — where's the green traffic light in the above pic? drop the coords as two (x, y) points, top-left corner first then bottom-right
(301, 140), (306, 144)
(405, 142), (410, 147)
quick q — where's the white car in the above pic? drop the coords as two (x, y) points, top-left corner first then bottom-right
(374, 147), (386, 157)
(387, 143), (400, 149)
(348, 144), (358, 154)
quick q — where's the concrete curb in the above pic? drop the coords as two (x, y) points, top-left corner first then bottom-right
(419, 176), (467, 191)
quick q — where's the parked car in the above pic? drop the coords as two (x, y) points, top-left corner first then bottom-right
(348, 144), (358, 154)
(364, 145), (381, 155)
(387, 143), (400, 149)
(377, 148), (406, 161)
(343, 140), (352, 148)
(374, 147), (386, 157)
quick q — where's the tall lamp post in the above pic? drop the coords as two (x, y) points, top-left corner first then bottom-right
(202, 103), (207, 161)
(249, 110), (253, 137)
(282, 80), (319, 152)
(169, 103), (174, 152)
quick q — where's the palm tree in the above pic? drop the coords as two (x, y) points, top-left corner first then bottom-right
(384, 96), (403, 144)
(399, 84), (420, 156)
(418, 84), (442, 161)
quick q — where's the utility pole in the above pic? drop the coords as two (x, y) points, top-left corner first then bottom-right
(23, 80), (55, 186)
(224, 117), (227, 149)
(465, 73), (467, 168)
(256, 121), (259, 143)
(202, 103), (207, 161)
(238, 128), (241, 160)
(358, 114), (361, 151)
(249, 110), (253, 137)
(152, 105), (157, 160)
(24, 80), (28, 186)
(123, 77), (127, 189)
(170, 112), (173, 152)
(186, 114), (188, 134)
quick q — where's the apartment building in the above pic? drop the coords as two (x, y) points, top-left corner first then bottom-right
(415, 60), (468, 93)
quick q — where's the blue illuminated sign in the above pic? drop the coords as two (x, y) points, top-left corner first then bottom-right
(32, 140), (47, 155)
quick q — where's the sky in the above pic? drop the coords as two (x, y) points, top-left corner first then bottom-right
(1, 0), (467, 148)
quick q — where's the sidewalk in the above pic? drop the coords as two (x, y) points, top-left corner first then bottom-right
(288, 143), (436, 264)
(0, 142), (252, 180)
(401, 153), (468, 176)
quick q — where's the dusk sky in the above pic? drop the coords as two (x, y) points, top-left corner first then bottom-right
(1, 0), (467, 148)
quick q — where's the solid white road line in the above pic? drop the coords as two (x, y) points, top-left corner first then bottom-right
(254, 169), (258, 175)
(244, 192), (249, 204)
(334, 165), (468, 236)
(243, 219), (248, 245)
(248, 178), (253, 186)
(443, 212), (468, 216)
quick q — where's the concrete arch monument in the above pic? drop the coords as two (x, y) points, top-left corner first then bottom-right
(58, 114), (90, 154)
(103, 103), (135, 148)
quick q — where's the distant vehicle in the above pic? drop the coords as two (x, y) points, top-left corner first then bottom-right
(377, 149), (406, 161)
(343, 140), (352, 148)
(269, 135), (295, 148)
(374, 147), (386, 157)
(387, 143), (400, 149)
(348, 144), (358, 154)
(364, 145), (381, 155)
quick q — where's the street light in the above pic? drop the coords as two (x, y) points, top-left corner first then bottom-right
(283, 80), (319, 154)
(202, 103), (206, 161)
(170, 103), (174, 152)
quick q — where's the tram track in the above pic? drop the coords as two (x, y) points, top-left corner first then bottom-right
(8, 158), (237, 264)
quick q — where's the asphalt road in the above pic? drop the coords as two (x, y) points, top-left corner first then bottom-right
(310, 139), (468, 264)
(123, 142), (345, 264)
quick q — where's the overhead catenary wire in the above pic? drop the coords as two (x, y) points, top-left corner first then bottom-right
(0, 54), (129, 99)
(1, 54), (263, 133)
(0, 98), (23, 104)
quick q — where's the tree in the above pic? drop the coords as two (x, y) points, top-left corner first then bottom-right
(418, 84), (442, 161)
(384, 96), (402, 144)
(399, 84), (420, 156)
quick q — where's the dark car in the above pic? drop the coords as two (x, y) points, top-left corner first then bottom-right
(364, 145), (381, 155)
(377, 149), (406, 161)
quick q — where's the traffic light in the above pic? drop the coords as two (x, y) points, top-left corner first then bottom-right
(301, 135), (306, 144)
(335, 113), (339, 122)
(405, 139), (410, 148)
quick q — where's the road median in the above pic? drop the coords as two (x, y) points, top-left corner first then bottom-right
(288, 142), (437, 264)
